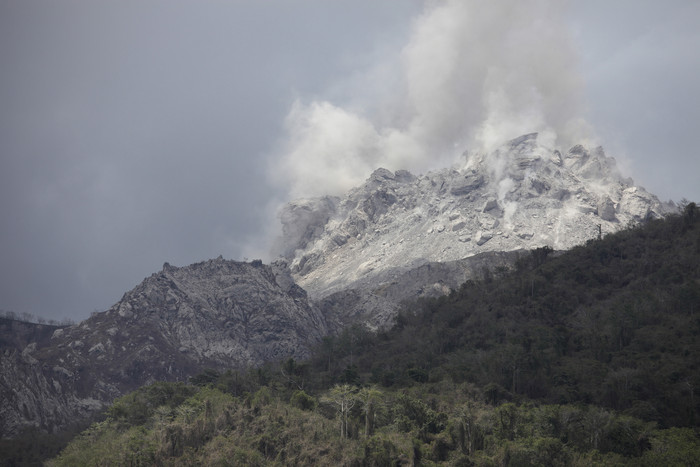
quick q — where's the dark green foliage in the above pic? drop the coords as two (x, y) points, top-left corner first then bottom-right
(306, 208), (700, 428)
(212, 369), (260, 396)
(362, 435), (402, 466)
(108, 381), (196, 427)
(407, 367), (429, 383)
(290, 389), (317, 411)
(640, 427), (700, 465)
(38, 206), (700, 465)
(0, 423), (89, 467)
(189, 368), (220, 387)
(49, 382), (700, 465)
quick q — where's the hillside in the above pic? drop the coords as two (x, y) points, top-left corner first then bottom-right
(278, 133), (672, 333)
(1, 134), (675, 445)
(0, 258), (325, 439)
(41, 203), (700, 466)
(309, 202), (700, 427)
(280, 134), (671, 303)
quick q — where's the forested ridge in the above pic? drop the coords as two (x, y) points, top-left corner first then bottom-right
(329, 202), (700, 427)
(7, 203), (700, 465)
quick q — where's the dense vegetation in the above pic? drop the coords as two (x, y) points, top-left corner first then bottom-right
(48, 380), (700, 466)
(311, 202), (700, 429)
(30, 203), (700, 464)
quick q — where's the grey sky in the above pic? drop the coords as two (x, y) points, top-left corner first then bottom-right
(1, 1), (698, 321)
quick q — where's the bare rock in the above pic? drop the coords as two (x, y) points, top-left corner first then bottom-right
(482, 199), (499, 212)
(0, 258), (326, 437)
(598, 197), (617, 221)
(452, 220), (467, 231)
(476, 231), (493, 246)
(278, 133), (671, 307)
(451, 174), (485, 196)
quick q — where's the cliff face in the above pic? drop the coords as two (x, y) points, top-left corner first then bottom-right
(279, 134), (672, 302)
(0, 258), (326, 437)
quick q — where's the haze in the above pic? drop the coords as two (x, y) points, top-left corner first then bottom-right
(1, 0), (698, 321)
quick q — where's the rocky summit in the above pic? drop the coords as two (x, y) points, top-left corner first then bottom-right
(0, 258), (325, 437)
(279, 133), (673, 303)
(1, 133), (676, 439)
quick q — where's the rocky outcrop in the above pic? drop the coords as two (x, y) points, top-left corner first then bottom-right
(278, 133), (673, 304)
(2, 134), (676, 440)
(107, 257), (326, 367)
(0, 257), (326, 437)
(318, 250), (525, 333)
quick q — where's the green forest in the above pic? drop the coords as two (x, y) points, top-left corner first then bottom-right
(8, 203), (700, 465)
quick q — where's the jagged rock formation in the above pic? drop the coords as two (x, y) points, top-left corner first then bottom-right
(279, 133), (672, 305)
(0, 258), (325, 437)
(1, 133), (676, 440)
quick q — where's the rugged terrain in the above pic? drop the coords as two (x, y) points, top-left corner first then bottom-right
(46, 204), (700, 466)
(279, 133), (671, 325)
(0, 258), (325, 437)
(317, 250), (524, 332)
(0, 133), (674, 439)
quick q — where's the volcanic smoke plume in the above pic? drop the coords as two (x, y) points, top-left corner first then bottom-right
(272, 0), (594, 199)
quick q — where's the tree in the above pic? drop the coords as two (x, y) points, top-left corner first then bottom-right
(323, 384), (357, 439)
(281, 358), (308, 390)
(531, 245), (553, 268)
(357, 386), (382, 437)
(683, 201), (698, 229)
(583, 407), (611, 451)
(190, 369), (221, 387)
(290, 390), (316, 411)
(456, 401), (484, 455)
(494, 403), (518, 441)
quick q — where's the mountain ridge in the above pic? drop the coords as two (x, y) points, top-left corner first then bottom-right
(0, 133), (675, 439)
(279, 132), (671, 312)
(0, 257), (325, 437)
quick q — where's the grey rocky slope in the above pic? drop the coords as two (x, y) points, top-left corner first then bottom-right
(279, 133), (673, 320)
(1, 134), (674, 438)
(0, 257), (326, 437)
(317, 250), (524, 332)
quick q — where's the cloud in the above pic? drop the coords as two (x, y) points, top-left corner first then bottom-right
(273, 0), (593, 199)
(273, 100), (424, 199)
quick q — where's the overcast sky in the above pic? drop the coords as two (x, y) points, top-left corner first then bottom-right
(1, 1), (699, 322)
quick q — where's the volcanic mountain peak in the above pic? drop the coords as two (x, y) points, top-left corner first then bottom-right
(279, 133), (672, 299)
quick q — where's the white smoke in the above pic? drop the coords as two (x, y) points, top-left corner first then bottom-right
(273, 0), (592, 199)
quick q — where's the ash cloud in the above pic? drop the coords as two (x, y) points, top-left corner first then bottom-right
(273, 0), (593, 199)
